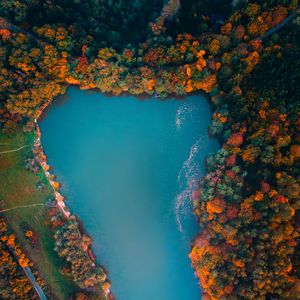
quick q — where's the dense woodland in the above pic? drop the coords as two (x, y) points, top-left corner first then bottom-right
(0, 0), (299, 299)
(0, 0), (164, 50)
(0, 218), (47, 299)
(50, 211), (109, 290)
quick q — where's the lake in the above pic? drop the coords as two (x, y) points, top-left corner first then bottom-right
(40, 87), (218, 300)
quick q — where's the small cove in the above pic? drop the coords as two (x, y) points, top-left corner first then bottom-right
(40, 87), (219, 300)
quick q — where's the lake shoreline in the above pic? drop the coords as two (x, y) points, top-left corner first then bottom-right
(34, 86), (216, 300)
(33, 120), (113, 299)
(38, 84), (214, 122)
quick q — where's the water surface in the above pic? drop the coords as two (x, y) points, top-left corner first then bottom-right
(40, 88), (218, 300)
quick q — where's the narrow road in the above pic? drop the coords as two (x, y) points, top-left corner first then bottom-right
(5, 245), (48, 300)
(261, 11), (297, 40)
(24, 266), (48, 300)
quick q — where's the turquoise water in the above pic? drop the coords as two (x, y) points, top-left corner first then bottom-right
(40, 87), (218, 300)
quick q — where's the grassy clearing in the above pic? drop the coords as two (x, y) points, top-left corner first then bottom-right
(0, 131), (77, 300)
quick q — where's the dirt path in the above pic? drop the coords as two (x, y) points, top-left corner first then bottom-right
(0, 203), (45, 213)
(0, 145), (29, 154)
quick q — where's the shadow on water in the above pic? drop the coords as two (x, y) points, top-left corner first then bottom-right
(40, 85), (211, 122)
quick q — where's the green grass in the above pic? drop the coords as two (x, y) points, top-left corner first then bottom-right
(0, 131), (77, 299)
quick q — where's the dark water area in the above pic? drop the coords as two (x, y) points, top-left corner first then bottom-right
(40, 87), (219, 300)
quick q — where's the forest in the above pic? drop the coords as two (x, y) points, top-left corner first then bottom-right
(0, 0), (299, 299)
(0, 217), (47, 299)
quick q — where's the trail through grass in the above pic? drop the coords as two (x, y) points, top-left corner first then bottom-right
(0, 131), (77, 300)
